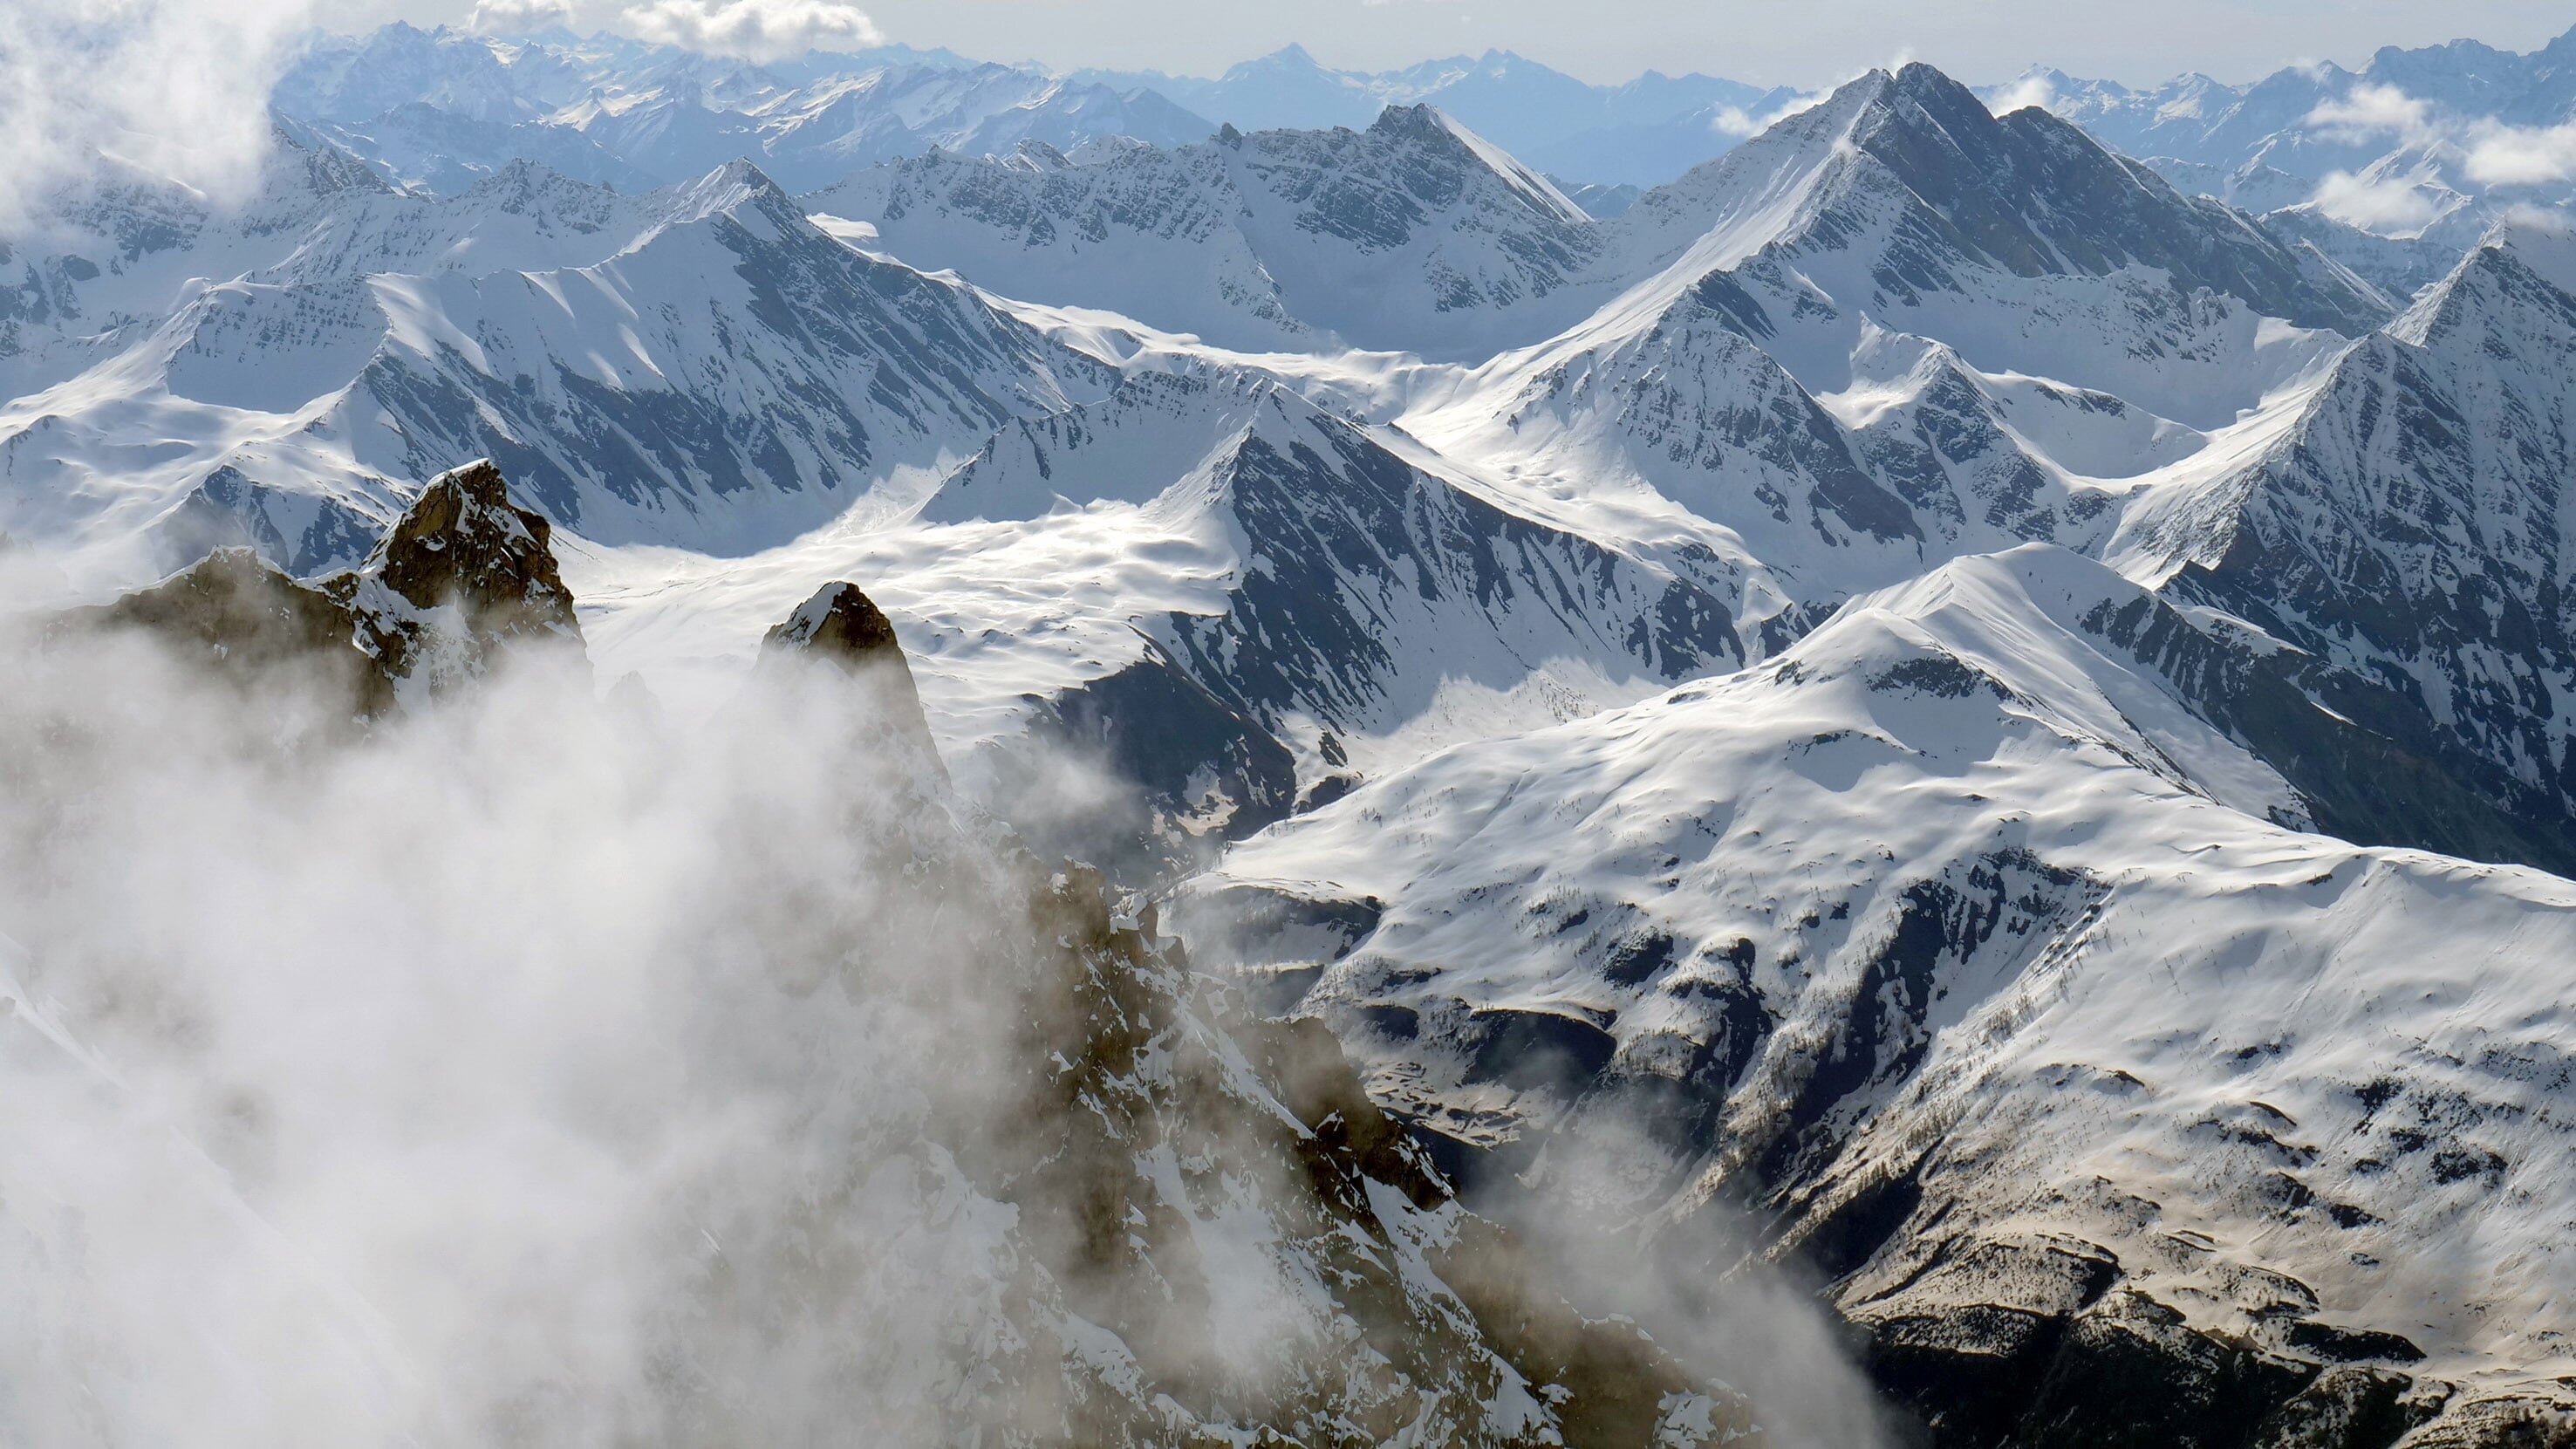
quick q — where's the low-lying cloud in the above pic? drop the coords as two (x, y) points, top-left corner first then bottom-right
(0, 0), (318, 230)
(0, 605), (1047, 1445)
(2310, 167), (2449, 231)
(2301, 81), (2576, 197)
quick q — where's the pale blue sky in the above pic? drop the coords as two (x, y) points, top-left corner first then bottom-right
(366, 0), (2576, 87)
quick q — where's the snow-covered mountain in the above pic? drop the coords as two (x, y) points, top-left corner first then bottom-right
(1593, 65), (2386, 427)
(807, 105), (1603, 359)
(270, 23), (1218, 195)
(0, 140), (1110, 575)
(814, 63), (2384, 407)
(2112, 222), (2576, 872)
(1181, 543), (2576, 1440)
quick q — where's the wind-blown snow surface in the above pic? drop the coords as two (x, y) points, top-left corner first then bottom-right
(1182, 544), (2576, 1405)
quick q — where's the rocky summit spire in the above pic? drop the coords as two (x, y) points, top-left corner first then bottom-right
(370, 460), (578, 645)
(332, 459), (583, 686)
(762, 581), (946, 778)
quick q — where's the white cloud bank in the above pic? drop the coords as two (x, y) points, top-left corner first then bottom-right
(618, 0), (884, 62)
(467, 0), (579, 35)
(0, 0), (318, 229)
(2303, 82), (2576, 190)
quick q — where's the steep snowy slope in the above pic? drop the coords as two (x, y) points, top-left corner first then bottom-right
(571, 368), (1759, 861)
(1595, 65), (2383, 430)
(2115, 222), (2576, 873)
(807, 106), (1607, 359)
(0, 153), (1110, 576)
(1181, 543), (2576, 1442)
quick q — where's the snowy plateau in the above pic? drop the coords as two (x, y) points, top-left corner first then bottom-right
(7, 13), (2576, 1449)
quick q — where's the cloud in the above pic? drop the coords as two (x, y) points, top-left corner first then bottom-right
(1710, 87), (1831, 140)
(468, 0), (578, 35)
(618, 0), (883, 62)
(1985, 72), (2057, 117)
(2464, 119), (2576, 188)
(2303, 82), (2435, 144)
(2301, 83), (2576, 195)
(0, 0), (318, 229)
(2309, 168), (2445, 231)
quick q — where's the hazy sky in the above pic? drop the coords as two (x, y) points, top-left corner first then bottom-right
(364, 0), (2575, 87)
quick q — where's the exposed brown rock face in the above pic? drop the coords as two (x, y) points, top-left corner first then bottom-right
(371, 460), (577, 638)
(762, 580), (944, 777)
(329, 459), (584, 686)
(61, 546), (395, 720)
(60, 460), (583, 714)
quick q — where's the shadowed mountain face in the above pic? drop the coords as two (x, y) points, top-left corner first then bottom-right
(1835, 65), (2385, 337)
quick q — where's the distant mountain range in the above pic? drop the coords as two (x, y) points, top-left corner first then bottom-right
(253, 19), (2576, 314)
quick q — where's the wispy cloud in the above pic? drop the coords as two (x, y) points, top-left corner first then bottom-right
(1711, 86), (1831, 140)
(468, 0), (578, 35)
(2303, 82), (2576, 190)
(618, 0), (883, 63)
(1985, 72), (2057, 117)
(2310, 167), (2446, 230)
(2304, 82), (2435, 144)
(2464, 119), (2576, 187)
(0, 0), (318, 229)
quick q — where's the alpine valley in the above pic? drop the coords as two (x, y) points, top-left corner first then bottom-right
(6, 12), (2576, 1449)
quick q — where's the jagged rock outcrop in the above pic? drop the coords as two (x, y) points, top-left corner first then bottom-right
(64, 545), (398, 720)
(761, 580), (947, 779)
(964, 861), (1760, 1446)
(58, 459), (584, 714)
(326, 458), (584, 687)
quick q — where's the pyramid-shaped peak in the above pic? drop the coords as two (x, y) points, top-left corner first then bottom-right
(2487, 219), (2576, 298)
(1880, 62), (2009, 126)
(1369, 102), (1452, 137)
(1241, 43), (1322, 71)
(766, 582), (905, 666)
(369, 460), (579, 648)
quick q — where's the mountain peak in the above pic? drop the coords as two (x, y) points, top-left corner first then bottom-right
(1876, 61), (2006, 133)
(2487, 217), (2576, 297)
(363, 459), (581, 659)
